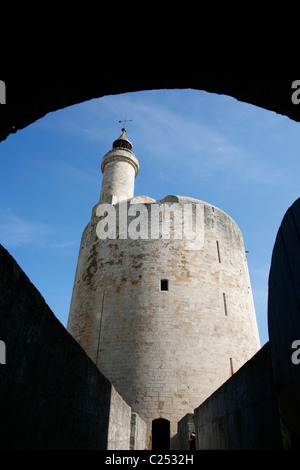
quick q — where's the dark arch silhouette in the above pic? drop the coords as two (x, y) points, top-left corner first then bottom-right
(152, 418), (170, 450)
(1, 28), (300, 144)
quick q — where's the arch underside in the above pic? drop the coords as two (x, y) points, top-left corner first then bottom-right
(1, 33), (299, 143)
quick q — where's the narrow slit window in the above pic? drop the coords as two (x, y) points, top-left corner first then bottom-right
(230, 357), (234, 376)
(216, 240), (221, 263)
(223, 292), (228, 316)
(160, 279), (169, 291)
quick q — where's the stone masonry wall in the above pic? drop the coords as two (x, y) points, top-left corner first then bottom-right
(99, 149), (139, 204)
(0, 243), (145, 450)
(107, 385), (132, 449)
(67, 194), (260, 448)
(130, 412), (147, 450)
(194, 342), (283, 449)
(177, 413), (195, 450)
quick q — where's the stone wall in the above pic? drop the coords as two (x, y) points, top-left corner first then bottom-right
(268, 197), (300, 448)
(177, 413), (195, 450)
(130, 412), (147, 450)
(178, 198), (300, 451)
(99, 147), (139, 204)
(194, 343), (283, 449)
(0, 243), (145, 450)
(67, 194), (260, 448)
(107, 386), (132, 449)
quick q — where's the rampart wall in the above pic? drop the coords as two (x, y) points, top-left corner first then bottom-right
(0, 244), (145, 450)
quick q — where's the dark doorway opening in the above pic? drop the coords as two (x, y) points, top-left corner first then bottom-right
(152, 418), (170, 450)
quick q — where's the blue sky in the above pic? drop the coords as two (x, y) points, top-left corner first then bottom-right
(1, 88), (299, 347)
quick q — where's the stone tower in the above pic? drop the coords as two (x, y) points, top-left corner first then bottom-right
(67, 129), (260, 449)
(99, 128), (139, 204)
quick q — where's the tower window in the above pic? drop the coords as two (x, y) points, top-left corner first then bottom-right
(216, 240), (221, 263)
(160, 279), (169, 291)
(230, 357), (234, 376)
(223, 292), (228, 316)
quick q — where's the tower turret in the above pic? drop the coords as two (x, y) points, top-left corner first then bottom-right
(99, 128), (139, 204)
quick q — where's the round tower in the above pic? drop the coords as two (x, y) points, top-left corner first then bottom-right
(99, 128), (139, 204)
(67, 131), (260, 450)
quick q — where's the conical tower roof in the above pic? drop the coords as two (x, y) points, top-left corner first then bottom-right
(112, 128), (133, 151)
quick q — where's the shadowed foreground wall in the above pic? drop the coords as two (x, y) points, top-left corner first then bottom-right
(194, 343), (283, 449)
(193, 198), (300, 450)
(268, 198), (300, 448)
(0, 243), (143, 450)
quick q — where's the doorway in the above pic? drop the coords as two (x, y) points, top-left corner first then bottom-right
(152, 418), (170, 450)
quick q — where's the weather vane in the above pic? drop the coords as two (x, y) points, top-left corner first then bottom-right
(119, 118), (132, 131)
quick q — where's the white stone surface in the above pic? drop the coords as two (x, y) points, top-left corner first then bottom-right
(67, 135), (260, 449)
